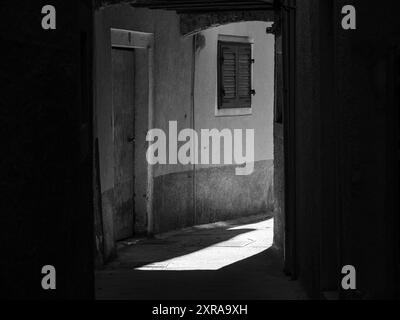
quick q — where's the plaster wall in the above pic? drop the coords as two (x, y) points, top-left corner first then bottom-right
(94, 5), (276, 242)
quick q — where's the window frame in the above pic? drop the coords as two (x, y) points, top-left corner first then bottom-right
(217, 36), (254, 115)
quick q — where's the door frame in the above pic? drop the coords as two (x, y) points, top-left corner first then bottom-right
(111, 46), (136, 240)
(110, 29), (155, 241)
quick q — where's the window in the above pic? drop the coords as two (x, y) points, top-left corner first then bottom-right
(218, 41), (255, 109)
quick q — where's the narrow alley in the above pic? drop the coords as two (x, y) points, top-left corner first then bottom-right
(2, 0), (399, 302)
(96, 215), (307, 300)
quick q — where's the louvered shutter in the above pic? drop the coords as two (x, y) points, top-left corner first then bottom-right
(218, 41), (253, 109)
(237, 45), (252, 105)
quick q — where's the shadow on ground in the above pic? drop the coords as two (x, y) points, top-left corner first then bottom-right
(96, 215), (307, 300)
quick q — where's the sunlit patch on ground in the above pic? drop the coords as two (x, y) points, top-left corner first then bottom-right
(135, 218), (273, 271)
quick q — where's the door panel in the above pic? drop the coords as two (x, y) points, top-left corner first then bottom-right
(112, 48), (135, 241)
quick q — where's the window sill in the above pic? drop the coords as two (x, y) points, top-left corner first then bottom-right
(215, 107), (253, 117)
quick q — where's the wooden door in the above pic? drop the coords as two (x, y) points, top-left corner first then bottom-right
(112, 48), (135, 241)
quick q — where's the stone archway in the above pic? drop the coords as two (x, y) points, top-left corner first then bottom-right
(180, 10), (274, 36)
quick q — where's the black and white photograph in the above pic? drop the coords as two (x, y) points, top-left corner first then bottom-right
(0, 0), (399, 308)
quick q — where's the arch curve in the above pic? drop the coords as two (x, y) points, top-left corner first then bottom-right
(180, 10), (274, 36)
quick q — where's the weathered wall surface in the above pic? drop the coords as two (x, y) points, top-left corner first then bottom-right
(194, 21), (274, 163)
(273, 15), (284, 254)
(95, 6), (275, 247)
(94, 5), (194, 251)
(195, 160), (274, 225)
(191, 21), (275, 229)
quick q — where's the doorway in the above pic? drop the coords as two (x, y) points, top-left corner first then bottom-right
(112, 47), (136, 241)
(93, 2), (298, 300)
